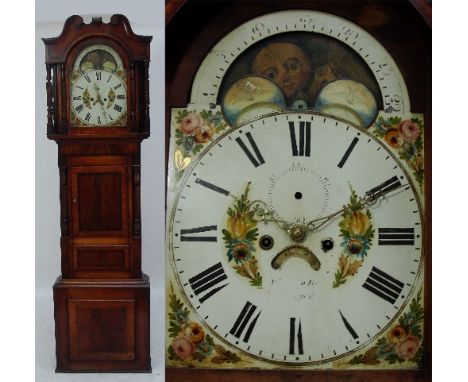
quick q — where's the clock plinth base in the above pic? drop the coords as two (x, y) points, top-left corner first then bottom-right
(53, 275), (151, 373)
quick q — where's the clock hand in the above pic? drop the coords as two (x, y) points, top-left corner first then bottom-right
(250, 199), (310, 243)
(92, 83), (109, 123)
(306, 180), (408, 232)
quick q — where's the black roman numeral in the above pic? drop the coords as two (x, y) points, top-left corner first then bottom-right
(339, 310), (359, 339)
(180, 225), (217, 242)
(366, 175), (402, 199)
(75, 104), (84, 113)
(378, 228), (415, 245)
(235, 132), (265, 167)
(189, 262), (228, 303)
(195, 178), (230, 196)
(337, 137), (359, 168)
(362, 266), (404, 304)
(95, 71), (102, 81)
(289, 317), (304, 355)
(97, 116), (101, 125)
(84, 113), (91, 122)
(72, 96), (81, 100)
(84, 74), (91, 83)
(113, 104), (123, 113)
(114, 83), (122, 90)
(289, 121), (311, 157)
(230, 301), (261, 343)
(117, 94), (126, 100)
(107, 74), (113, 83)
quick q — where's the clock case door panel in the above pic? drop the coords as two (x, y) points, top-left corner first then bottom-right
(44, 15), (152, 372)
(166, 1), (431, 381)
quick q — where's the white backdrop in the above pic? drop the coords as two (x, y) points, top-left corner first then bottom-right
(35, 1), (165, 381)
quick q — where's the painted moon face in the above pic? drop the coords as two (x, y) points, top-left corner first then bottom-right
(222, 76), (286, 125)
(314, 80), (378, 127)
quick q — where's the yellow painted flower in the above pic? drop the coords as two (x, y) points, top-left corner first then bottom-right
(227, 213), (255, 239)
(384, 128), (403, 148)
(387, 325), (407, 344)
(195, 123), (215, 143)
(346, 211), (369, 236)
(182, 322), (205, 344)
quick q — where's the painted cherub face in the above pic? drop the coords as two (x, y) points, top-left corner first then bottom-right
(252, 42), (311, 99)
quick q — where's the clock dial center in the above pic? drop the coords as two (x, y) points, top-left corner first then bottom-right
(268, 163), (330, 225)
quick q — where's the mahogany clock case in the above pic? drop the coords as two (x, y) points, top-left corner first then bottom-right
(165, 1), (431, 381)
(36, 3), (165, 377)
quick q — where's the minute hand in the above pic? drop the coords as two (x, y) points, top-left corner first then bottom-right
(307, 177), (407, 232)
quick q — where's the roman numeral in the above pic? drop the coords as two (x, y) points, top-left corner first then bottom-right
(114, 83), (122, 90)
(362, 266), (404, 304)
(97, 116), (101, 125)
(84, 74), (91, 83)
(235, 132), (265, 167)
(339, 310), (359, 339)
(289, 317), (304, 355)
(365, 175), (402, 199)
(180, 225), (217, 242)
(84, 113), (91, 122)
(230, 301), (261, 343)
(289, 121), (311, 157)
(113, 104), (123, 113)
(189, 262), (228, 303)
(337, 137), (359, 168)
(378, 228), (415, 245)
(117, 94), (126, 100)
(95, 71), (102, 81)
(75, 104), (84, 113)
(195, 178), (230, 196)
(72, 96), (81, 100)
(107, 74), (113, 83)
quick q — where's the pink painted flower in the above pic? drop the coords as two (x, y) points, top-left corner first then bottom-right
(395, 334), (420, 360)
(180, 113), (203, 136)
(398, 120), (420, 142)
(172, 337), (195, 359)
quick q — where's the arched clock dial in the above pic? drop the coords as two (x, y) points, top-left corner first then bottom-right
(190, 10), (410, 127)
(70, 44), (127, 127)
(168, 113), (423, 365)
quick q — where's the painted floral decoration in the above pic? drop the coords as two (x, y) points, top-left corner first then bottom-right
(167, 286), (241, 364)
(348, 289), (424, 366)
(373, 116), (424, 190)
(222, 183), (262, 288)
(173, 109), (227, 176)
(333, 187), (374, 288)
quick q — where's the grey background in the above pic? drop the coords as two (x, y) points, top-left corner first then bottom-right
(35, 1), (165, 380)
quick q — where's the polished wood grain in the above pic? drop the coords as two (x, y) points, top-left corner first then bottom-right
(166, 1), (431, 381)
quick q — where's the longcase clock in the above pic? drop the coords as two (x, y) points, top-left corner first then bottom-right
(165, 1), (430, 381)
(43, 15), (152, 372)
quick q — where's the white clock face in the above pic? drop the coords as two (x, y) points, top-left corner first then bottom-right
(70, 44), (127, 127)
(168, 113), (423, 365)
(71, 69), (127, 126)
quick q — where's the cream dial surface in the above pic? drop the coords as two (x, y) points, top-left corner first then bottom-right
(168, 113), (422, 365)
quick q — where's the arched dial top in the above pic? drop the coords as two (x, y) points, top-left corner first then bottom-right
(190, 10), (410, 114)
(168, 112), (423, 365)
